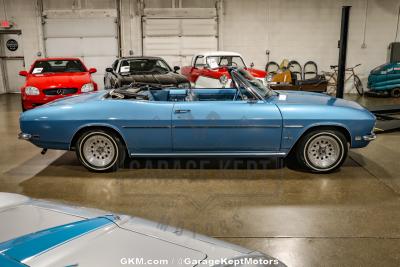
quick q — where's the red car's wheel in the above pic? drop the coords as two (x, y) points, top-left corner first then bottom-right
(21, 99), (27, 112)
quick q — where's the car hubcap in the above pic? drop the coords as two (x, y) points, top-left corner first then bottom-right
(82, 135), (116, 167)
(306, 135), (341, 169)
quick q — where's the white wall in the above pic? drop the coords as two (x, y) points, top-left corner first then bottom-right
(221, 0), (400, 93)
(3, 0), (42, 68)
(0, 0), (42, 93)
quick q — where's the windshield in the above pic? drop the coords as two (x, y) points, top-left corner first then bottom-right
(206, 56), (246, 69)
(31, 60), (85, 74)
(119, 59), (171, 74)
(234, 68), (274, 98)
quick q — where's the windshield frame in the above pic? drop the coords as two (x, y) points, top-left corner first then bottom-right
(206, 55), (247, 69)
(118, 58), (172, 74)
(30, 59), (87, 74)
(230, 68), (274, 100)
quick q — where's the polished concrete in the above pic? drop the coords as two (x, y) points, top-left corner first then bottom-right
(1, 93), (400, 266)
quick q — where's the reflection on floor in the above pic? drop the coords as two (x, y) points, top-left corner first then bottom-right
(1, 93), (400, 266)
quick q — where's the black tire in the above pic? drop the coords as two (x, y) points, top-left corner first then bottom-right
(390, 88), (400, 98)
(354, 75), (364, 96)
(76, 129), (126, 172)
(21, 100), (27, 112)
(295, 129), (348, 173)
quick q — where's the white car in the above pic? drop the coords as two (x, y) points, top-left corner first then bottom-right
(0, 193), (286, 267)
(181, 51), (267, 88)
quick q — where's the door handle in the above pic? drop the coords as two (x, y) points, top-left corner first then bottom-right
(174, 109), (191, 114)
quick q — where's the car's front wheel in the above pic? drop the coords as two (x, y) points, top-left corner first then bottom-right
(295, 129), (348, 173)
(76, 129), (126, 172)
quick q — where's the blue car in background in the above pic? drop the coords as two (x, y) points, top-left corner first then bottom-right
(368, 62), (400, 97)
(19, 68), (376, 173)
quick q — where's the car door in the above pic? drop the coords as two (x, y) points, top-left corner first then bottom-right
(172, 100), (282, 152)
(188, 56), (206, 83)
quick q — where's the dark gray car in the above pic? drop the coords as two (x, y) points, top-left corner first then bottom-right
(104, 56), (191, 89)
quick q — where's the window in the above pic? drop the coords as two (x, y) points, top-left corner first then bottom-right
(112, 60), (118, 71)
(31, 60), (85, 74)
(206, 56), (246, 68)
(156, 60), (171, 70)
(118, 58), (171, 73)
(194, 56), (206, 68)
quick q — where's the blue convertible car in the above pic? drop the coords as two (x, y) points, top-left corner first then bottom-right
(19, 68), (376, 173)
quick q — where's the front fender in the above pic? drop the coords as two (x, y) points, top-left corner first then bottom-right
(282, 122), (352, 152)
(279, 106), (376, 151)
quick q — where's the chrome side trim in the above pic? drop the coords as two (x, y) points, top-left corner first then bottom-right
(123, 125), (282, 129)
(283, 125), (304, 128)
(172, 125), (281, 128)
(130, 152), (287, 157)
(363, 133), (376, 141)
(122, 125), (171, 129)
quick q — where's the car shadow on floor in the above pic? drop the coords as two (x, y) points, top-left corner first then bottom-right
(2, 150), (363, 182)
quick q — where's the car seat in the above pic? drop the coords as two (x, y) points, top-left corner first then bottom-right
(65, 61), (82, 72)
(265, 61), (279, 75)
(288, 60), (302, 81)
(303, 61), (318, 80)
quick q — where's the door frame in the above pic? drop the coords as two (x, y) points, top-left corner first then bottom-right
(0, 30), (25, 94)
(171, 99), (283, 152)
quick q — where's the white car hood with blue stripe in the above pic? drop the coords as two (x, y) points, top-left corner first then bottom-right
(0, 193), (282, 267)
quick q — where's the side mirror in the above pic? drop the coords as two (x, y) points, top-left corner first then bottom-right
(19, 70), (28, 76)
(173, 66), (180, 72)
(89, 67), (97, 74)
(250, 62), (255, 68)
(105, 67), (113, 72)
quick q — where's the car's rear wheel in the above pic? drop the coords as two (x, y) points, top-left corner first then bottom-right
(390, 88), (400, 98)
(76, 129), (126, 172)
(295, 129), (348, 173)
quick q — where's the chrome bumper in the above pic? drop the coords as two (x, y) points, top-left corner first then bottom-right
(18, 132), (32, 140)
(363, 133), (376, 141)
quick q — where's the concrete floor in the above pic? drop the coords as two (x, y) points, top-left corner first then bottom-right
(1, 93), (400, 266)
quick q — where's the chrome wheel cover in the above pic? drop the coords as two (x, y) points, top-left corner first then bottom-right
(305, 134), (342, 170)
(82, 134), (116, 168)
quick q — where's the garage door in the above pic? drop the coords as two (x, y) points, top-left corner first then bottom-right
(43, 17), (118, 89)
(142, 18), (218, 67)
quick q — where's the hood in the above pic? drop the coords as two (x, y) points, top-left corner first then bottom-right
(370, 62), (400, 75)
(272, 91), (365, 110)
(119, 72), (189, 85)
(0, 193), (286, 266)
(26, 72), (92, 88)
(27, 91), (106, 109)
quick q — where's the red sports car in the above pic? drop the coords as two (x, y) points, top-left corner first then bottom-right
(19, 58), (98, 111)
(181, 51), (267, 88)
